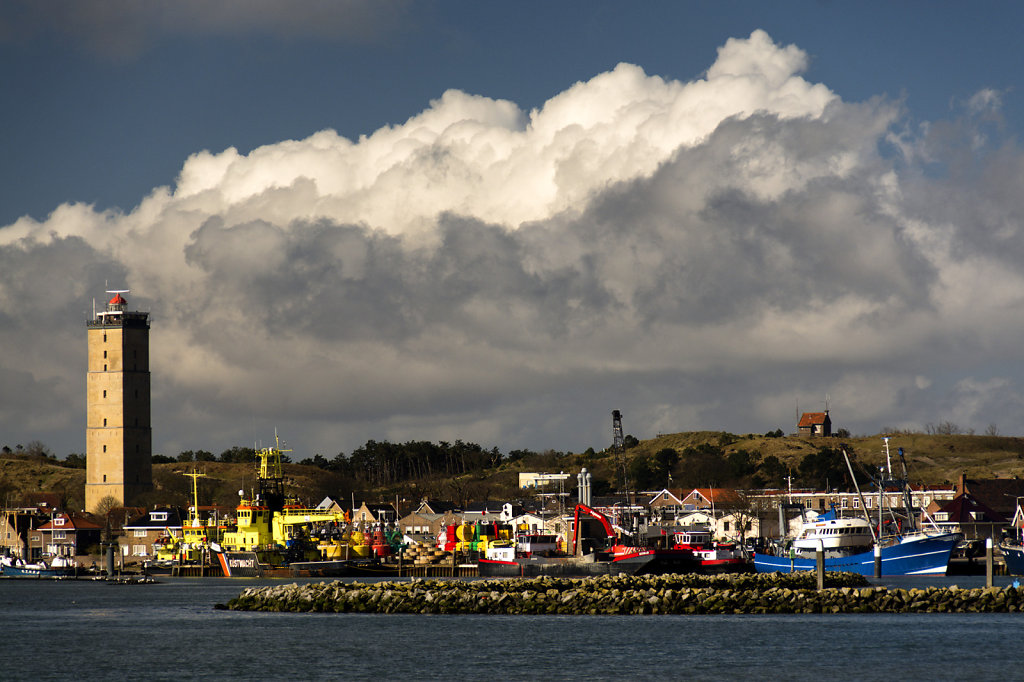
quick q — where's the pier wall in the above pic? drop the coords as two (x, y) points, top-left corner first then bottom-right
(223, 573), (1024, 615)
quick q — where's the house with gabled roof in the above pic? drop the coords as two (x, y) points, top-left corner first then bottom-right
(353, 502), (398, 525)
(932, 473), (1024, 540)
(798, 411), (832, 437)
(414, 499), (458, 515)
(32, 513), (102, 559)
(680, 488), (745, 511)
(315, 497), (345, 514)
(121, 507), (185, 558)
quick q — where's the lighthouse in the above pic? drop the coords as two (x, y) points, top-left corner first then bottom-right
(85, 290), (153, 512)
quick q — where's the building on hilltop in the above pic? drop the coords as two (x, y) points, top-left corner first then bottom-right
(85, 290), (153, 512)
(797, 411), (832, 437)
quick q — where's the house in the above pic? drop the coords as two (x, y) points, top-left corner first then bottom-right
(32, 513), (103, 559)
(798, 411), (832, 437)
(934, 493), (1004, 540)
(352, 502), (398, 525)
(647, 489), (687, 519)
(397, 510), (460, 538)
(120, 507), (185, 559)
(0, 511), (34, 559)
(679, 488), (745, 511)
(714, 511), (761, 543)
(413, 499), (458, 515)
(315, 497), (345, 514)
(931, 473), (1024, 540)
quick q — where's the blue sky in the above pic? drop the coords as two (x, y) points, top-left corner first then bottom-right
(3, 1), (1024, 466)
(5, 2), (1020, 227)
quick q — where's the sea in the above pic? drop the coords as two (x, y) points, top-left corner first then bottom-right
(3, 574), (1022, 681)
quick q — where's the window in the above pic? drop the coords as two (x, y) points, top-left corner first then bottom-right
(54, 518), (65, 526)
(103, 445), (107, 453)
(103, 350), (107, 359)
(103, 419), (107, 426)
(151, 512), (168, 522)
(103, 390), (107, 398)
(134, 529), (148, 537)
(132, 545), (147, 556)
(53, 530), (67, 540)
(103, 475), (106, 482)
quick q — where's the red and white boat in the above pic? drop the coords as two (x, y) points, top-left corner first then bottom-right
(671, 527), (750, 573)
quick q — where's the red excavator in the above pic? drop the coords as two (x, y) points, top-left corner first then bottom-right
(570, 504), (696, 573)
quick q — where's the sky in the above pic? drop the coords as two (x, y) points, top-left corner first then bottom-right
(3, 1), (1024, 461)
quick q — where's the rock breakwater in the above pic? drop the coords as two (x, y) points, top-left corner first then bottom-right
(221, 572), (1024, 615)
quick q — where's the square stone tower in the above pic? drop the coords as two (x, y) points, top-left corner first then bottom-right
(85, 291), (152, 512)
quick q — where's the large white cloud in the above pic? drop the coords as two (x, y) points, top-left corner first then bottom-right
(2, 30), (1023, 458)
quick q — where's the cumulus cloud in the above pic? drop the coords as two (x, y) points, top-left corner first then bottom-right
(3, 30), (1024, 457)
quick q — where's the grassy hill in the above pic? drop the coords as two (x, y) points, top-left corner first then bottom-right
(4, 432), (1024, 512)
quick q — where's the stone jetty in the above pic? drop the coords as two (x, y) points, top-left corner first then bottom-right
(221, 572), (1024, 615)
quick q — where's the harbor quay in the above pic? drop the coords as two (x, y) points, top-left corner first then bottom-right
(222, 571), (1024, 615)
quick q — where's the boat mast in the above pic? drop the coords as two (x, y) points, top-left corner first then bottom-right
(841, 448), (877, 543)
(184, 469), (207, 526)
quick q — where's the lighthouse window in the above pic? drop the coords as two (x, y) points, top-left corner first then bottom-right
(103, 419), (107, 426)
(103, 390), (107, 398)
(104, 364), (107, 371)
(103, 475), (107, 482)
(103, 445), (107, 453)
(103, 350), (107, 359)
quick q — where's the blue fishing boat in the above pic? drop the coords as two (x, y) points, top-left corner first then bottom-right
(754, 531), (959, 576)
(1000, 543), (1024, 575)
(755, 438), (959, 576)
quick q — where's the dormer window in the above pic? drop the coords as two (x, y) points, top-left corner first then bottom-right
(150, 511), (168, 522)
(53, 518), (65, 526)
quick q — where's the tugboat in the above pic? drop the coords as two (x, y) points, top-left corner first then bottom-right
(212, 435), (347, 576)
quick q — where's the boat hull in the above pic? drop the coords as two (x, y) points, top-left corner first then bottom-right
(753, 533), (958, 576)
(479, 549), (698, 577)
(1000, 544), (1024, 576)
(213, 550), (264, 577)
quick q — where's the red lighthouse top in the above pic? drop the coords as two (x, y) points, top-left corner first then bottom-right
(108, 293), (127, 306)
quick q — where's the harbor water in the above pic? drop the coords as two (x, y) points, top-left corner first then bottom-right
(3, 575), (1023, 681)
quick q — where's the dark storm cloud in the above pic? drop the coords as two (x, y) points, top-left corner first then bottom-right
(5, 31), (1024, 458)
